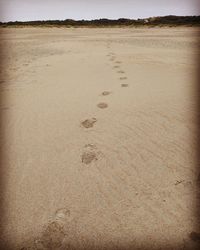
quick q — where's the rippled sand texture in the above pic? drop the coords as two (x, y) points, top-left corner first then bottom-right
(0, 27), (200, 250)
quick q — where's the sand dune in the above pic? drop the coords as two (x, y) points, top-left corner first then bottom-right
(0, 27), (200, 249)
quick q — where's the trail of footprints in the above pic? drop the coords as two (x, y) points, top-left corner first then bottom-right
(21, 44), (199, 250)
(81, 47), (129, 165)
(21, 45), (130, 250)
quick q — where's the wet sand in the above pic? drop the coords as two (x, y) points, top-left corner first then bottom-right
(0, 27), (200, 249)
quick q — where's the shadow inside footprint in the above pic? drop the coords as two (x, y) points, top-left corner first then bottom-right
(97, 102), (108, 109)
(102, 91), (111, 96)
(121, 83), (129, 87)
(81, 118), (97, 128)
(113, 65), (120, 69)
(81, 144), (98, 165)
(115, 61), (122, 64)
(82, 151), (97, 165)
(189, 232), (200, 242)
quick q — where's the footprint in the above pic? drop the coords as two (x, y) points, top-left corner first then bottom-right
(1, 106), (10, 111)
(110, 57), (115, 61)
(113, 65), (120, 69)
(81, 151), (97, 165)
(33, 207), (73, 250)
(120, 77), (127, 80)
(35, 221), (66, 250)
(33, 208), (72, 250)
(117, 70), (125, 74)
(121, 83), (129, 87)
(189, 232), (200, 242)
(81, 118), (97, 128)
(115, 61), (122, 64)
(101, 91), (111, 96)
(97, 102), (108, 109)
(81, 144), (98, 165)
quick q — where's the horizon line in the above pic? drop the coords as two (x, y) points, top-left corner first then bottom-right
(1, 14), (200, 23)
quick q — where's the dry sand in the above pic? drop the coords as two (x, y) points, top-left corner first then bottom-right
(0, 27), (200, 250)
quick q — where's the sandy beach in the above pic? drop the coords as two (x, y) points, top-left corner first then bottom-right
(0, 27), (200, 249)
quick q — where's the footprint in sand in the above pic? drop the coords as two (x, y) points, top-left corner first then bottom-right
(189, 232), (200, 242)
(120, 77), (128, 80)
(34, 221), (66, 249)
(1, 106), (10, 111)
(97, 102), (108, 109)
(81, 118), (97, 128)
(33, 208), (71, 249)
(110, 57), (116, 61)
(107, 52), (115, 57)
(101, 91), (111, 96)
(81, 144), (98, 165)
(113, 65), (120, 69)
(115, 61), (122, 64)
(117, 70), (125, 74)
(121, 83), (129, 87)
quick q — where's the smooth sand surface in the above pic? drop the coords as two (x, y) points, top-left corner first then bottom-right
(0, 27), (200, 249)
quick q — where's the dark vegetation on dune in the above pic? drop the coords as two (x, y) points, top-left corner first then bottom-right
(0, 15), (200, 27)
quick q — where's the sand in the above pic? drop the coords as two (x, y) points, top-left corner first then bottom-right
(0, 27), (200, 250)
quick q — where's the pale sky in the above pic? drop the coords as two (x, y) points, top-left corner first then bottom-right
(0, 0), (199, 22)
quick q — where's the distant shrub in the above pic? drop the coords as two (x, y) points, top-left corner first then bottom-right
(0, 16), (200, 27)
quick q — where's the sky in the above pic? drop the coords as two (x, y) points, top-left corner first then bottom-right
(0, 0), (199, 22)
